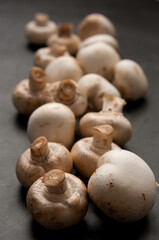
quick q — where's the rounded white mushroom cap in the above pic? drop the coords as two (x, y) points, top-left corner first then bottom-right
(78, 13), (116, 40)
(45, 55), (83, 82)
(80, 34), (119, 50)
(27, 102), (76, 148)
(25, 13), (57, 45)
(77, 42), (120, 82)
(78, 74), (121, 111)
(88, 150), (157, 222)
(113, 59), (148, 101)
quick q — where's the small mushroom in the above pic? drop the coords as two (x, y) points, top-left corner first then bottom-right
(27, 102), (76, 148)
(16, 136), (73, 188)
(88, 149), (157, 222)
(112, 59), (148, 101)
(12, 67), (54, 115)
(71, 125), (120, 178)
(50, 79), (88, 117)
(25, 13), (57, 45)
(78, 73), (121, 111)
(79, 96), (132, 145)
(27, 169), (88, 229)
(34, 44), (69, 69)
(78, 13), (116, 40)
(45, 55), (83, 82)
(77, 42), (120, 82)
(47, 23), (81, 55)
(80, 34), (119, 50)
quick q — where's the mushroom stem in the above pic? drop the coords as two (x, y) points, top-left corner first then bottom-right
(29, 67), (46, 92)
(92, 125), (113, 150)
(58, 23), (73, 37)
(102, 96), (126, 112)
(34, 13), (49, 26)
(30, 136), (49, 163)
(43, 169), (67, 194)
(56, 79), (77, 104)
(50, 43), (67, 57)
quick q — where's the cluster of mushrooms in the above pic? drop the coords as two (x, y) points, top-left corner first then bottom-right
(12, 12), (157, 229)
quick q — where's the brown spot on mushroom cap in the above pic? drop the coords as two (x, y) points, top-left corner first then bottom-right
(34, 13), (49, 26)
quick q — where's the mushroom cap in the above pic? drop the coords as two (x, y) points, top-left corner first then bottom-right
(27, 170), (88, 229)
(77, 42), (120, 82)
(50, 79), (88, 117)
(78, 74), (120, 111)
(79, 111), (132, 146)
(16, 139), (73, 188)
(25, 17), (57, 45)
(45, 55), (83, 82)
(27, 102), (76, 148)
(71, 136), (120, 178)
(113, 59), (148, 101)
(78, 13), (116, 40)
(80, 34), (119, 50)
(88, 150), (157, 222)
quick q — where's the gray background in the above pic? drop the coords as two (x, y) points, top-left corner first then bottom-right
(0, 0), (159, 239)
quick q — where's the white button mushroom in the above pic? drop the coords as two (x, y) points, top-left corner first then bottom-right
(12, 67), (54, 115)
(77, 42), (120, 82)
(78, 13), (116, 40)
(16, 136), (73, 188)
(25, 13), (57, 45)
(112, 59), (148, 101)
(34, 44), (69, 69)
(80, 34), (119, 50)
(27, 169), (88, 229)
(45, 55), (83, 82)
(50, 79), (88, 117)
(79, 96), (132, 145)
(88, 149), (157, 222)
(71, 125), (120, 178)
(27, 102), (76, 148)
(78, 73), (121, 111)
(47, 23), (81, 55)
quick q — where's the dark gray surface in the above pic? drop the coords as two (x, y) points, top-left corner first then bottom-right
(0, 0), (159, 239)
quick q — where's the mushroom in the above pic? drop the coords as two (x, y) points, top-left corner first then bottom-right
(16, 136), (73, 188)
(12, 67), (54, 115)
(78, 73), (121, 111)
(79, 96), (132, 145)
(77, 42), (120, 82)
(78, 13), (116, 40)
(34, 44), (69, 69)
(112, 59), (148, 101)
(50, 79), (88, 117)
(80, 34), (119, 50)
(27, 102), (76, 148)
(88, 149), (157, 222)
(45, 55), (83, 82)
(27, 169), (88, 229)
(25, 13), (57, 45)
(71, 125), (120, 178)
(47, 23), (81, 55)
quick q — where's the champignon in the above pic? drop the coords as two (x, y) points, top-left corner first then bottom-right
(88, 149), (157, 222)
(79, 96), (132, 145)
(47, 23), (81, 55)
(27, 102), (76, 148)
(50, 79), (88, 117)
(78, 13), (116, 40)
(78, 73), (120, 111)
(25, 13), (57, 45)
(16, 136), (73, 188)
(71, 125), (120, 178)
(27, 169), (88, 229)
(77, 42), (120, 82)
(112, 59), (148, 101)
(45, 55), (83, 82)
